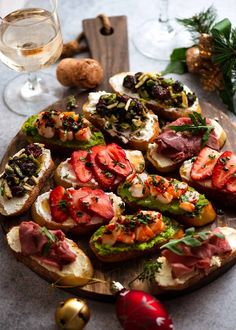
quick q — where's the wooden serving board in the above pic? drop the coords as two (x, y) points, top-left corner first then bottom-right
(1, 16), (236, 301)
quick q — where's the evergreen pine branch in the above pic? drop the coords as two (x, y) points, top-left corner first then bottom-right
(177, 6), (217, 42)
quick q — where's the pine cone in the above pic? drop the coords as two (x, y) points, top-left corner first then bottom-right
(186, 47), (202, 73)
(199, 33), (213, 59)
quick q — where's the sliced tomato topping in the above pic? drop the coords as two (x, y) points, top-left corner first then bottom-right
(49, 186), (69, 223)
(70, 150), (93, 183)
(65, 187), (92, 224)
(191, 147), (219, 181)
(96, 143), (133, 178)
(89, 145), (115, 190)
(226, 175), (236, 192)
(80, 188), (114, 220)
(212, 151), (236, 189)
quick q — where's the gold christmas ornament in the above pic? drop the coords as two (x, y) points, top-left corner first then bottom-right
(55, 298), (90, 330)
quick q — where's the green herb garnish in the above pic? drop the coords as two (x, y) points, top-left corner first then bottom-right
(67, 95), (78, 109)
(129, 260), (163, 285)
(169, 111), (214, 146)
(161, 227), (225, 255)
(41, 227), (58, 256)
(58, 199), (67, 212)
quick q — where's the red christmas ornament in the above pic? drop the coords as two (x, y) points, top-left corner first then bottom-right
(111, 282), (173, 330)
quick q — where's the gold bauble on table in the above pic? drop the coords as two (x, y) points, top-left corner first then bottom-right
(55, 298), (90, 330)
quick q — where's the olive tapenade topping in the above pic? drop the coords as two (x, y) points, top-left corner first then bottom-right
(95, 93), (149, 132)
(123, 72), (197, 108)
(1, 144), (43, 198)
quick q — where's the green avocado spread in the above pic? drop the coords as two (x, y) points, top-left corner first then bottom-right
(91, 216), (182, 256)
(117, 178), (209, 218)
(21, 114), (105, 149)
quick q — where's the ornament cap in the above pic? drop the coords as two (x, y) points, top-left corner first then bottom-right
(110, 281), (125, 295)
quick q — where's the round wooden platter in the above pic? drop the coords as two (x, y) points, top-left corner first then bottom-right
(1, 97), (236, 302)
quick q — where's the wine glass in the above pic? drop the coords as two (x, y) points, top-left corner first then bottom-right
(0, 0), (63, 116)
(133, 0), (177, 60)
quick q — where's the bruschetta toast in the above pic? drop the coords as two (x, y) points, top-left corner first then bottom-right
(32, 186), (125, 235)
(7, 221), (93, 286)
(90, 210), (183, 262)
(54, 143), (145, 190)
(0, 143), (54, 216)
(21, 109), (105, 151)
(147, 227), (236, 294)
(117, 172), (216, 227)
(180, 147), (236, 209)
(83, 91), (160, 151)
(147, 113), (226, 173)
(109, 72), (201, 120)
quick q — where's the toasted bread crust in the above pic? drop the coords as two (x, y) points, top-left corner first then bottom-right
(152, 249), (236, 294)
(9, 240), (93, 286)
(109, 72), (202, 120)
(146, 120), (227, 173)
(89, 236), (179, 263)
(83, 101), (160, 151)
(179, 202), (216, 227)
(0, 157), (54, 217)
(180, 162), (236, 209)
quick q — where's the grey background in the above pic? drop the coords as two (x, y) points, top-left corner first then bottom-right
(0, 0), (236, 329)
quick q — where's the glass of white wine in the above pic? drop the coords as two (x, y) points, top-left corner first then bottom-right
(0, 0), (63, 116)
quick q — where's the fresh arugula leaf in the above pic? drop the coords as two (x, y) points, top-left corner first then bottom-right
(169, 111), (214, 146)
(160, 228), (225, 256)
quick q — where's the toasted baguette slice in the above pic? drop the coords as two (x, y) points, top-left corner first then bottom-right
(32, 190), (125, 235)
(179, 155), (236, 209)
(21, 111), (105, 152)
(147, 118), (227, 173)
(0, 144), (54, 217)
(90, 210), (184, 262)
(7, 225), (93, 286)
(83, 91), (160, 151)
(54, 149), (145, 189)
(109, 72), (201, 120)
(117, 172), (216, 227)
(150, 227), (236, 294)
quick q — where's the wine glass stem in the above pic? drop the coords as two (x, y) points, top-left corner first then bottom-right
(159, 0), (169, 23)
(28, 72), (38, 91)
(21, 72), (42, 100)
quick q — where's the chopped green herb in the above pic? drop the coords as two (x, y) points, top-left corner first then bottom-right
(77, 211), (84, 217)
(79, 156), (86, 162)
(67, 95), (78, 109)
(58, 199), (67, 212)
(208, 154), (216, 159)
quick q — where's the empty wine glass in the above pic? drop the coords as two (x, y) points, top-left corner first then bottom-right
(133, 0), (177, 60)
(0, 0), (63, 116)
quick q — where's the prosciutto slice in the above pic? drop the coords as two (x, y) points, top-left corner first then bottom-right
(19, 221), (76, 270)
(155, 117), (220, 161)
(162, 228), (232, 278)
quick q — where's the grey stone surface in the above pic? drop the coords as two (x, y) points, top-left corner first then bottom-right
(0, 0), (235, 329)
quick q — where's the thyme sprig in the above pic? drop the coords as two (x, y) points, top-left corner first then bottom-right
(129, 260), (163, 285)
(169, 111), (214, 146)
